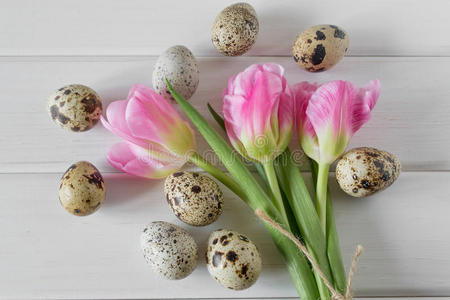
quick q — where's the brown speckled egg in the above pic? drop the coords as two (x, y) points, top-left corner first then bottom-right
(47, 84), (102, 132)
(292, 24), (349, 72)
(58, 161), (105, 216)
(211, 3), (259, 56)
(164, 172), (223, 226)
(206, 229), (261, 290)
(336, 147), (401, 197)
(141, 221), (198, 280)
(152, 45), (199, 101)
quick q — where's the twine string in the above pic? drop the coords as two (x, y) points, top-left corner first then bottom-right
(255, 209), (363, 300)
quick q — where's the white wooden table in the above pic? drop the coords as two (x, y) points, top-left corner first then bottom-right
(1, 1), (450, 299)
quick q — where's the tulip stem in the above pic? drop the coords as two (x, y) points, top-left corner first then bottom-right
(316, 163), (330, 232)
(189, 152), (248, 202)
(262, 161), (289, 226)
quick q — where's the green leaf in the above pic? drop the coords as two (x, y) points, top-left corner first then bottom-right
(310, 159), (347, 293)
(274, 150), (334, 289)
(167, 79), (319, 299)
(207, 103), (226, 131)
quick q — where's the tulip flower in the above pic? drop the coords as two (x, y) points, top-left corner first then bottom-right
(294, 79), (380, 229)
(223, 63), (294, 163)
(223, 63), (295, 223)
(101, 84), (196, 178)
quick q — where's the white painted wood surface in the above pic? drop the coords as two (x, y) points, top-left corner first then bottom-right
(1, 0), (450, 56)
(1, 0), (450, 299)
(1, 173), (450, 299)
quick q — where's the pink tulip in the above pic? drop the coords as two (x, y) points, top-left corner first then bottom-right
(101, 84), (196, 178)
(223, 63), (294, 163)
(294, 80), (380, 164)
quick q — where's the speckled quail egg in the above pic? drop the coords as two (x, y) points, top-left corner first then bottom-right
(164, 172), (224, 226)
(141, 221), (198, 280)
(211, 3), (259, 56)
(58, 161), (105, 216)
(47, 84), (102, 132)
(152, 45), (199, 101)
(292, 24), (349, 72)
(206, 229), (262, 290)
(336, 147), (401, 197)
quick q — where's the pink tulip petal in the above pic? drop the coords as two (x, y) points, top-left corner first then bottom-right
(306, 80), (355, 138)
(125, 87), (174, 142)
(278, 91), (295, 132)
(262, 63), (285, 77)
(126, 86), (196, 157)
(247, 69), (284, 137)
(101, 116), (148, 149)
(107, 142), (183, 179)
(233, 64), (262, 97)
(293, 81), (320, 136)
(105, 99), (132, 136)
(351, 79), (380, 134)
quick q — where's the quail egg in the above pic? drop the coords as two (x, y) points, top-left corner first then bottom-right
(206, 229), (262, 290)
(58, 161), (105, 216)
(141, 221), (198, 280)
(152, 45), (199, 101)
(164, 172), (224, 226)
(292, 24), (349, 72)
(47, 84), (102, 132)
(211, 3), (259, 56)
(336, 147), (401, 197)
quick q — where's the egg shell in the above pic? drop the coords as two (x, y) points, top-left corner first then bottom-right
(164, 172), (224, 226)
(292, 24), (349, 72)
(336, 147), (401, 197)
(141, 221), (198, 280)
(47, 84), (102, 132)
(58, 161), (105, 216)
(211, 2), (259, 56)
(152, 45), (199, 101)
(206, 229), (262, 290)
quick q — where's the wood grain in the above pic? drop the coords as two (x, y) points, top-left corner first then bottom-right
(1, 0), (449, 57)
(1, 172), (448, 299)
(0, 56), (448, 173)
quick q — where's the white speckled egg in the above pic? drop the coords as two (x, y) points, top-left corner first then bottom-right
(292, 24), (349, 72)
(206, 229), (262, 290)
(152, 45), (199, 101)
(336, 147), (401, 197)
(47, 84), (102, 132)
(211, 3), (259, 56)
(58, 161), (105, 216)
(164, 172), (223, 226)
(141, 221), (198, 280)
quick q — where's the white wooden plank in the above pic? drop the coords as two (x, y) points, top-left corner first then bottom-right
(0, 56), (449, 173)
(0, 171), (449, 299)
(0, 0), (450, 57)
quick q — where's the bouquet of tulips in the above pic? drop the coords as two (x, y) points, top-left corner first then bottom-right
(101, 63), (380, 299)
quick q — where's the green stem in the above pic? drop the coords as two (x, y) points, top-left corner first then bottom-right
(262, 161), (289, 225)
(316, 163), (330, 232)
(189, 152), (248, 202)
(266, 226), (319, 300)
(275, 150), (333, 299)
(310, 159), (347, 293)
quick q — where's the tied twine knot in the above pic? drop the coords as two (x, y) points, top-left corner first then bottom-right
(255, 209), (363, 300)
